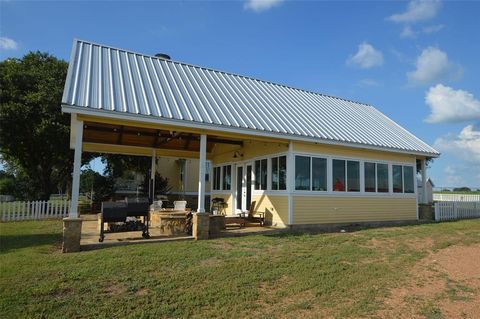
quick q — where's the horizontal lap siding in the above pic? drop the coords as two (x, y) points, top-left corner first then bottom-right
(253, 194), (289, 227)
(293, 196), (416, 224)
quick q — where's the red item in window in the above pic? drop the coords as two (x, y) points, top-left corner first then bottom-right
(333, 179), (345, 191)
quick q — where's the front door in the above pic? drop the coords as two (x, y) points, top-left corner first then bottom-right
(235, 163), (253, 214)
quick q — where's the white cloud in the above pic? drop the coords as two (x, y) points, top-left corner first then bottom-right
(0, 37), (18, 50)
(443, 166), (465, 186)
(425, 84), (480, 123)
(423, 24), (444, 34)
(358, 78), (380, 87)
(434, 125), (480, 163)
(407, 47), (462, 84)
(387, 0), (441, 24)
(400, 24), (444, 38)
(400, 26), (416, 38)
(244, 0), (283, 12)
(346, 42), (384, 69)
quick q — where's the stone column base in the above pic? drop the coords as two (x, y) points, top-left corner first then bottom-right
(418, 204), (434, 220)
(62, 217), (83, 253)
(193, 213), (210, 240)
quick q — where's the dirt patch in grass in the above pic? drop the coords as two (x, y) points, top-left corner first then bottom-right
(378, 243), (480, 319)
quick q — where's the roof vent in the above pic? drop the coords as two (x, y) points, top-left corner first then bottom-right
(155, 53), (171, 60)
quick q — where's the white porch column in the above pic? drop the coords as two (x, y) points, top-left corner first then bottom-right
(197, 134), (207, 213)
(70, 120), (83, 218)
(421, 159), (427, 204)
(287, 141), (294, 225)
(150, 149), (156, 202)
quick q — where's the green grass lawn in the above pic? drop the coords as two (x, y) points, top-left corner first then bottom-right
(1, 220), (479, 318)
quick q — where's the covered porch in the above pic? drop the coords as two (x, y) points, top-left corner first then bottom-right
(62, 112), (286, 251)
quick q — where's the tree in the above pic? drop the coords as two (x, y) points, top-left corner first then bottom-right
(102, 154), (171, 198)
(0, 52), (91, 200)
(80, 169), (115, 204)
(453, 187), (471, 192)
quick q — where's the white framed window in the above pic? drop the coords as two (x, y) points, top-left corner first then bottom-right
(222, 165), (232, 190)
(254, 158), (268, 190)
(376, 163), (389, 193)
(271, 156), (287, 190)
(212, 164), (231, 191)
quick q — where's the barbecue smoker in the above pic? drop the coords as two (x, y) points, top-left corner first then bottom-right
(99, 199), (150, 242)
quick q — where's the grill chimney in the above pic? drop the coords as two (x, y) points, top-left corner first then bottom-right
(155, 53), (171, 60)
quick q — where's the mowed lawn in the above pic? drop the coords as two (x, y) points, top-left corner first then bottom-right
(1, 220), (479, 318)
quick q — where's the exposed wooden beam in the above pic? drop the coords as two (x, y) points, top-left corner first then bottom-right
(184, 133), (193, 150)
(84, 124), (244, 146)
(116, 125), (124, 145)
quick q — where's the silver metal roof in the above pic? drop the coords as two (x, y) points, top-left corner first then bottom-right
(62, 39), (439, 156)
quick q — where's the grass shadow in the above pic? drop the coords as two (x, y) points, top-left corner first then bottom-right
(0, 233), (62, 253)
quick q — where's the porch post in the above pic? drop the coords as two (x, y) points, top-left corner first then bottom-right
(421, 159), (427, 204)
(70, 120), (83, 218)
(197, 134), (207, 213)
(150, 149), (156, 203)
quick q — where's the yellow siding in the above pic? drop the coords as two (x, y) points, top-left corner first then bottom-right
(184, 159), (211, 193)
(293, 196), (417, 224)
(253, 194), (289, 227)
(156, 157), (182, 192)
(210, 193), (233, 214)
(293, 142), (416, 162)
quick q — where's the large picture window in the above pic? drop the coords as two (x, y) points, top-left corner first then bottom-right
(295, 156), (311, 190)
(271, 156), (287, 190)
(254, 159), (268, 190)
(332, 159), (346, 192)
(364, 162), (376, 192)
(377, 163), (389, 193)
(404, 166), (414, 193)
(312, 157), (327, 191)
(347, 161), (360, 192)
(392, 165), (403, 193)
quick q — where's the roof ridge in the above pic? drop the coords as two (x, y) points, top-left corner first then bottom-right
(74, 38), (373, 108)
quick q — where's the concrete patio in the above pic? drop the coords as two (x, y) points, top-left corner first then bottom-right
(79, 214), (286, 250)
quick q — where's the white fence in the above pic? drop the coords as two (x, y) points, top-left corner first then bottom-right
(433, 193), (480, 202)
(434, 201), (480, 221)
(1, 200), (70, 222)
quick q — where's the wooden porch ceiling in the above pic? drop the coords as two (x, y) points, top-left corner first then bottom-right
(83, 122), (243, 153)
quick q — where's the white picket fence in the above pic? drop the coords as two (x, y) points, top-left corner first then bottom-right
(433, 193), (480, 202)
(0, 200), (70, 222)
(434, 201), (480, 221)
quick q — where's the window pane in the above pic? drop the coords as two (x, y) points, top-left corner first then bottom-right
(404, 166), (414, 193)
(332, 159), (346, 192)
(364, 162), (376, 192)
(392, 165), (403, 193)
(295, 156), (311, 190)
(261, 159), (268, 190)
(271, 157), (279, 190)
(347, 161), (360, 192)
(222, 165), (231, 190)
(205, 161), (211, 182)
(213, 167), (218, 190)
(279, 156), (287, 190)
(377, 164), (389, 193)
(254, 160), (261, 190)
(312, 157), (327, 191)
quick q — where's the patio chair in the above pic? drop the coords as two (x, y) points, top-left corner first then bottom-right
(242, 201), (264, 226)
(173, 200), (187, 211)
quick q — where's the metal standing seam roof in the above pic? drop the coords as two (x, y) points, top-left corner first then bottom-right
(61, 39), (439, 157)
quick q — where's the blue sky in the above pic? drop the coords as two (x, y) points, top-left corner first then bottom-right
(1, 0), (479, 187)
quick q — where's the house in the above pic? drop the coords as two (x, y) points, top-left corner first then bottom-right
(62, 39), (439, 229)
(417, 178), (434, 204)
